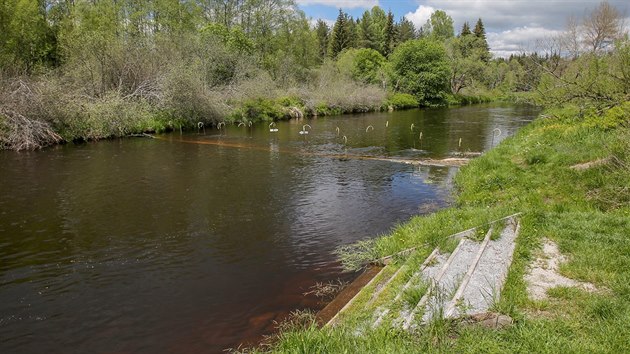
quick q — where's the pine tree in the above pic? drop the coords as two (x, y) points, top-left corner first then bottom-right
(315, 19), (329, 60)
(384, 10), (395, 56)
(460, 22), (471, 36)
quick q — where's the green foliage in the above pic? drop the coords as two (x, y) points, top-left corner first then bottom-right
(583, 102), (630, 130)
(329, 9), (354, 58)
(537, 41), (630, 111)
(8, 2), (628, 150)
(388, 39), (451, 105)
(445, 93), (494, 105)
(0, 0), (57, 73)
(395, 17), (416, 45)
(201, 23), (253, 54)
(315, 19), (330, 60)
(424, 10), (455, 41)
(384, 11), (396, 57)
(446, 35), (491, 93)
(337, 48), (386, 84)
(460, 22), (472, 37)
(357, 6), (388, 55)
(473, 18), (490, 59)
(234, 98), (284, 122)
(386, 93), (419, 109)
(277, 96), (304, 108)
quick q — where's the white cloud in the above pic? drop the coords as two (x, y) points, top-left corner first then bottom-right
(296, 0), (378, 9)
(404, 0), (629, 56)
(418, 0), (629, 32)
(404, 5), (435, 29)
(308, 18), (336, 28)
(487, 27), (564, 57)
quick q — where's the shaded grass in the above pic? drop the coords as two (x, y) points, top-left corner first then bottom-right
(263, 103), (630, 353)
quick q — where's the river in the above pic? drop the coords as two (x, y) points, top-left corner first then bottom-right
(0, 104), (539, 353)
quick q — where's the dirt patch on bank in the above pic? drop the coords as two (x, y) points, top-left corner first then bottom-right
(570, 157), (611, 170)
(525, 238), (597, 300)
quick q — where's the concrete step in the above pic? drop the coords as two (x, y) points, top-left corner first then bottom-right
(402, 231), (492, 329)
(322, 214), (521, 332)
(445, 217), (520, 317)
(371, 248), (440, 328)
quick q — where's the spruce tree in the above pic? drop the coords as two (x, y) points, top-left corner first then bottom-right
(315, 19), (329, 60)
(384, 10), (395, 56)
(395, 17), (416, 44)
(460, 22), (471, 36)
(473, 18), (486, 39)
(329, 9), (350, 58)
(358, 10), (374, 49)
(473, 18), (491, 61)
(347, 16), (359, 48)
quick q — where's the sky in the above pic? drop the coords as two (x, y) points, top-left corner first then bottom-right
(297, 0), (630, 57)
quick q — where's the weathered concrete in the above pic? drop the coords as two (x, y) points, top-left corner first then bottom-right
(525, 238), (597, 300)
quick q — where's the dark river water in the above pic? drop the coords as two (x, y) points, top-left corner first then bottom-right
(0, 104), (539, 353)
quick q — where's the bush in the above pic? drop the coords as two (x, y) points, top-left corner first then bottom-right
(234, 98), (284, 122)
(445, 93), (494, 105)
(388, 39), (451, 105)
(386, 93), (419, 109)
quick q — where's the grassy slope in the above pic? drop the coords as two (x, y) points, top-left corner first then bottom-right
(263, 104), (630, 353)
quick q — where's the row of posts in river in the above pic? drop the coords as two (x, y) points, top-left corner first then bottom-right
(195, 120), (502, 148)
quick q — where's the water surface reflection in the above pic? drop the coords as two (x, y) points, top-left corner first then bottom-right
(0, 104), (538, 353)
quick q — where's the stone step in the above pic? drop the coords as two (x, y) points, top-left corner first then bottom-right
(445, 217), (520, 317)
(402, 230), (493, 329)
(371, 248), (440, 328)
(323, 214), (521, 332)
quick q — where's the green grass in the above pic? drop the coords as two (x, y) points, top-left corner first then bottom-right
(258, 103), (630, 353)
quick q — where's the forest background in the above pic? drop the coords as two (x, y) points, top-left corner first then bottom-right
(0, 0), (627, 150)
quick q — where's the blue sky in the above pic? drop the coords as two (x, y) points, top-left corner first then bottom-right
(299, 0), (418, 21)
(296, 0), (630, 57)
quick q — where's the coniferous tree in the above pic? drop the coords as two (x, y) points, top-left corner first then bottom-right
(315, 19), (329, 60)
(473, 18), (491, 61)
(395, 17), (416, 44)
(417, 26), (425, 38)
(384, 10), (396, 56)
(460, 22), (472, 36)
(358, 7), (387, 54)
(329, 9), (351, 57)
(473, 18), (486, 38)
(347, 16), (359, 48)
(358, 10), (375, 49)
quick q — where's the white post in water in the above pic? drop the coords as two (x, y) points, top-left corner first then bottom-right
(491, 128), (502, 147)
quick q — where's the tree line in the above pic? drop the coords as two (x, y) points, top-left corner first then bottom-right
(0, 0), (627, 150)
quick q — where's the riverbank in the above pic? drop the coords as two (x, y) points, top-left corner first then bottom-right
(259, 103), (629, 353)
(0, 77), (505, 152)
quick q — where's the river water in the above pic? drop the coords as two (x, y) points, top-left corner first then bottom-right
(0, 104), (539, 353)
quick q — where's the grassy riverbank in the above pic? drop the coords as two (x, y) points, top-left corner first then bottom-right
(258, 103), (630, 353)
